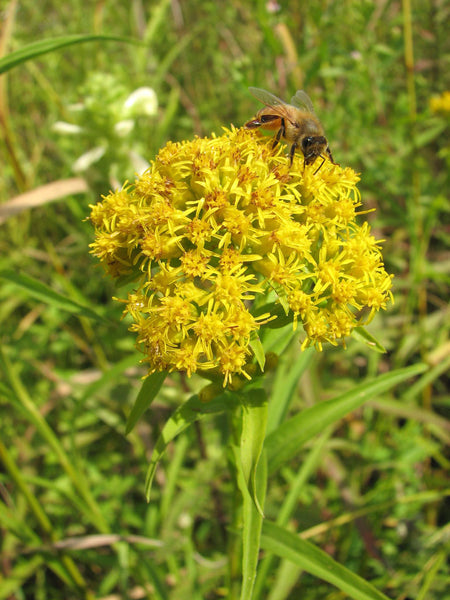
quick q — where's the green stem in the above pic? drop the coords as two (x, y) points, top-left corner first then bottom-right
(226, 408), (244, 600)
(226, 390), (268, 600)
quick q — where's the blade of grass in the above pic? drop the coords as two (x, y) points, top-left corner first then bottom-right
(0, 441), (88, 594)
(153, 30), (196, 88)
(0, 347), (109, 534)
(253, 429), (331, 600)
(0, 269), (107, 322)
(402, 353), (450, 402)
(266, 559), (301, 600)
(261, 521), (391, 600)
(266, 363), (428, 473)
(0, 555), (45, 600)
(159, 434), (191, 521)
(0, 34), (137, 74)
(416, 550), (447, 600)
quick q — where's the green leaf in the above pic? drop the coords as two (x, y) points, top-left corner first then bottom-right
(249, 333), (266, 372)
(253, 430), (331, 600)
(144, 392), (237, 501)
(0, 269), (106, 321)
(0, 34), (136, 74)
(266, 363), (428, 473)
(352, 327), (387, 353)
(240, 388), (268, 516)
(125, 371), (168, 435)
(416, 549), (447, 600)
(267, 348), (314, 433)
(261, 321), (298, 356)
(261, 521), (390, 600)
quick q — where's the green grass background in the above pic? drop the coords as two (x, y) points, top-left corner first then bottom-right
(0, 1), (449, 598)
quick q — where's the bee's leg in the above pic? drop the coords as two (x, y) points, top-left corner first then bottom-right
(289, 141), (297, 166)
(326, 146), (338, 165)
(272, 118), (286, 149)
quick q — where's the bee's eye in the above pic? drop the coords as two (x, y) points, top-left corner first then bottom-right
(302, 137), (314, 150)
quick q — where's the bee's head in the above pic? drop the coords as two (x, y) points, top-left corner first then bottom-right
(301, 136), (328, 165)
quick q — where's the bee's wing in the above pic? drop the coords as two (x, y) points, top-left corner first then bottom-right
(290, 90), (315, 113)
(248, 87), (287, 107)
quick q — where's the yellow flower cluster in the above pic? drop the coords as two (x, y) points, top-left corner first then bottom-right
(429, 90), (450, 115)
(90, 127), (393, 385)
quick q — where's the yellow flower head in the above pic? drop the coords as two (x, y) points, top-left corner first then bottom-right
(89, 127), (393, 385)
(429, 90), (450, 115)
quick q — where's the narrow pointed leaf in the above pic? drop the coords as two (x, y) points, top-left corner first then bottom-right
(125, 371), (167, 434)
(0, 270), (106, 321)
(266, 364), (427, 473)
(249, 333), (266, 372)
(352, 327), (387, 353)
(267, 348), (314, 433)
(0, 34), (135, 74)
(261, 521), (390, 600)
(145, 392), (237, 501)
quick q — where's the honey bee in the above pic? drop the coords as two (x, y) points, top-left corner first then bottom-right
(244, 87), (336, 171)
